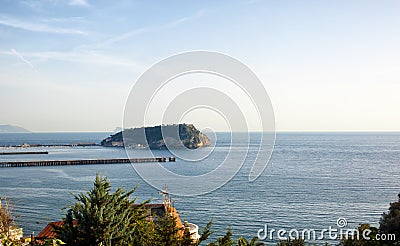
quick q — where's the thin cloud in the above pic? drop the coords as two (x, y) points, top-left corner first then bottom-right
(10, 48), (35, 69)
(0, 15), (86, 35)
(68, 0), (90, 7)
(1, 49), (144, 69)
(21, 0), (90, 11)
(100, 10), (205, 47)
(41, 16), (86, 24)
(20, 0), (45, 12)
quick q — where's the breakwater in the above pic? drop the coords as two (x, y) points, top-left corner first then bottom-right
(0, 151), (49, 155)
(0, 157), (176, 168)
(0, 143), (98, 148)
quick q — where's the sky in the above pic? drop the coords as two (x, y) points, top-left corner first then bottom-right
(0, 0), (399, 132)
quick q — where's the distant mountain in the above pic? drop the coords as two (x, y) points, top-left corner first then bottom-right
(101, 124), (211, 149)
(0, 125), (31, 133)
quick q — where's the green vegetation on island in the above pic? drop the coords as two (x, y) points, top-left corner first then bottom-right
(101, 124), (211, 149)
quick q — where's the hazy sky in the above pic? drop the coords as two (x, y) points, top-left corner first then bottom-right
(0, 0), (399, 132)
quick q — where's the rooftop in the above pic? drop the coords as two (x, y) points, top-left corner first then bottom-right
(36, 203), (184, 240)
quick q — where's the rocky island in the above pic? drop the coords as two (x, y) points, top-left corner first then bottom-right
(101, 124), (211, 149)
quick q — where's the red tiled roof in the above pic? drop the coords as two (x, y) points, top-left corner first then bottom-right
(36, 221), (66, 239)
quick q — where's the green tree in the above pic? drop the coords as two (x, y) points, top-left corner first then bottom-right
(152, 212), (184, 246)
(151, 212), (212, 246)
(275, 238), (305, 246)
(53, 174), (149, 246)
(203, 227), (265, 246)
(42, 238), (66, 246)
(196, 220), (213, 246)
(207, 227), (235, 246)
(237, 236), (264, 246)
(379, 193), (400, 244)
(339, 224), (380, 246)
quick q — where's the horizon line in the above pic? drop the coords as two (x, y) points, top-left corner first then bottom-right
(3, 130), (400, 134)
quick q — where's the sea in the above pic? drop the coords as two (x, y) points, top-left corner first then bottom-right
(0, 132), (399, 244)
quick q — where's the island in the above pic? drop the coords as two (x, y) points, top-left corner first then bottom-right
(101, 124), (211, 149)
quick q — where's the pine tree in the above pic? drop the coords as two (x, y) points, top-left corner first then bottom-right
(152, 213), (183, 246)
(194, 220), (213, 246)
(54, 174), (149, 246)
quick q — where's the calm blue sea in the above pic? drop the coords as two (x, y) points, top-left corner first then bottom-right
(0, 132), (399, 244)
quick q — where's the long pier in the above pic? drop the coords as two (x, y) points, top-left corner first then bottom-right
(0, 157), (176, 168)
(0, 151), (49, 155)
(0, 143), (98, 148)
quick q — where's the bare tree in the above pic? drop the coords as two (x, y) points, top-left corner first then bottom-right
(0, 196), (16, 238)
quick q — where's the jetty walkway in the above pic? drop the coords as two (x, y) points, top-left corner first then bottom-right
(0, 151), (49, 155)
(0, 157), (176, 168)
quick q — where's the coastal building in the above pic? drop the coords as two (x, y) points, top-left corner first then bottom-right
(36, 189), (199, 242)
(111, 141), (124, 147)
